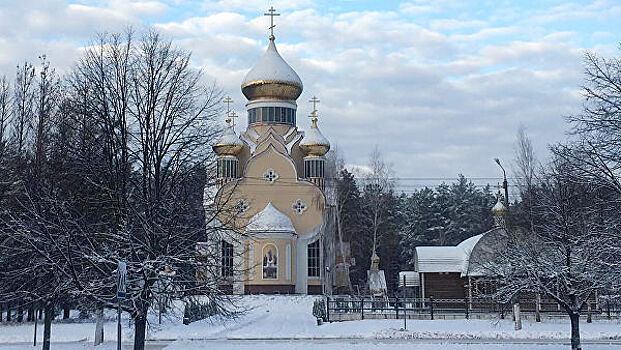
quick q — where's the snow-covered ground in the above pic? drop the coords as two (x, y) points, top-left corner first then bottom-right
(2, 341), (621, 350)
(1, 295), (621, 347)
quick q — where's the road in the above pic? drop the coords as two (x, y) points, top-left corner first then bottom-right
(3, 338), (621, 350)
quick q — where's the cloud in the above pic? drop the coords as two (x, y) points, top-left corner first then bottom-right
(429, 19), (487, 31)
(0, 0), (617, 181)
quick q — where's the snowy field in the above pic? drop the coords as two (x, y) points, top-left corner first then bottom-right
(1, 295), (621, 349)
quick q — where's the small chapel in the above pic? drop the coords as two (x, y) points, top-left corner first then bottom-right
(206, 8), (333, 295)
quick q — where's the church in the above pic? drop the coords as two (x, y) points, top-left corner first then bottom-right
(205, 8), (333, 295)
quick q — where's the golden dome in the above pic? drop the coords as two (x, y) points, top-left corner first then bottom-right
(241, 37), (303, 101)
(300, 117), (330, 156)
(212, 119), (244, 156)
(491, 191), (507, 215)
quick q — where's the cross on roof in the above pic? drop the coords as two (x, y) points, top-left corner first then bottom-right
(308, 96), (320, 127)
(223, 96), (233, 115)
(264, 6), (280, 39)
(229, 111), (239, 131)
(309, 95), (320, 118)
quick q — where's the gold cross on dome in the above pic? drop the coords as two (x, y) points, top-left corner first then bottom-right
(223, 96), (233, 115)
(229, 111), (239, 131)
(264, 6), (280, 39)
(309, 96), (320, 118)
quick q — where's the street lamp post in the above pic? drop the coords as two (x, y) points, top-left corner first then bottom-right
(494, 158), (509, 208)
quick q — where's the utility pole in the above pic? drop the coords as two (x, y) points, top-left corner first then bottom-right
(494, 158), (509, 209)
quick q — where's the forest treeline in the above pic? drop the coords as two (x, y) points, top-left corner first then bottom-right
(331, 168), (496, 293)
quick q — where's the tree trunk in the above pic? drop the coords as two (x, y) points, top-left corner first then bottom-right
(570, 312), (581, 350)
(17, 306), (23, 322)
(133, 313), (147, 350)
(63, 304), (70, 320)
(535, 293), (541, 322)
(42, 302), (53, 350)
(94, 306), (104, 346)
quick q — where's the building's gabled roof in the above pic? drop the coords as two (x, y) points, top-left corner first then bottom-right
(414, 227), (506, 277)
(246, 202), (295, 233)
(415, 234), (484, 274)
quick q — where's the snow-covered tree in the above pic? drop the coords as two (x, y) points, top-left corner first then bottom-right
(481, 155), (621, 350)
(0, 30), (240, 350)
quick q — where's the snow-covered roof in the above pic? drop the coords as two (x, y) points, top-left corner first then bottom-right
(217, 124), (243, 147)
(300, 124), (329, 148)
(246, 202), (295, 233)
(398, 271), (420, 287)
(415, 234), (484, 275)
(242, 39), (303, 88)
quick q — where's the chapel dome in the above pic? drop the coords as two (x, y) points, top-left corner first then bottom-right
(212, 120), (244, 156)
(300, 118), (330, 156)
(241, 37), (303, 101)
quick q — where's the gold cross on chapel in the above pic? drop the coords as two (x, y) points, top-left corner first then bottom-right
(309, 96), (320, 119)
(229, 111), (239, 131)
(264, 6), (280, 39)
(223, 96), (233, 115)
(308, 96), (320, 127)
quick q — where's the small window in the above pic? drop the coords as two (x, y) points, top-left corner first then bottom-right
(248, 107), (295, 125)
(221, 240), (234, 277)
(308, 240), (320, 277)
(269, 107), (275, 121)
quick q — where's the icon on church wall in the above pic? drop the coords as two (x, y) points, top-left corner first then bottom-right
(262, 244), (278, 279)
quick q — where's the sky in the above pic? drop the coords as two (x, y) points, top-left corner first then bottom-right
(0, 0), (620, 189)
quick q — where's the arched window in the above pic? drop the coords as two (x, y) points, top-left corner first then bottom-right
(262, 244), (278, 279)
(221, 240), (234, 277)
(308, 240), (320, 278)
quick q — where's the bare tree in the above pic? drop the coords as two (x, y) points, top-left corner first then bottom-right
(483, 155), (621, 350)
(559, 50), (621, 194)
(61, 30), (230, 350)
(0, 75), (10, 159)
(513, 125), (539, 233)
(325, 147), (354, 294)
(362, 146), (394, 269)
(12, 62), (36, 155)
(32, 55), (61, 182)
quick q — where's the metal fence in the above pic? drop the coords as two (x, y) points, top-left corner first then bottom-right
(325, 295), (621, 322)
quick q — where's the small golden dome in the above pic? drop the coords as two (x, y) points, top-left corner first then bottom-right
(491, 191), (507, 215)
(241, 37), (303, 101)
(300, 117), (330, 156)
(212, 119), (243, 156)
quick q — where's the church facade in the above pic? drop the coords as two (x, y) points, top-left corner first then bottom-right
(206, 16), (333, 295)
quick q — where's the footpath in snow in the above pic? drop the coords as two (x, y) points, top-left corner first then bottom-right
(1, 295), (621, 344)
